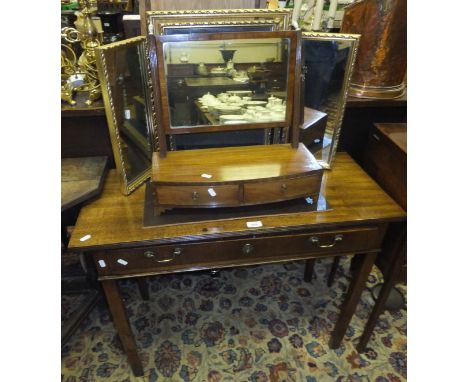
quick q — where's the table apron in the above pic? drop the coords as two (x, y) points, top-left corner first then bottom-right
(92, 225), (385, 280)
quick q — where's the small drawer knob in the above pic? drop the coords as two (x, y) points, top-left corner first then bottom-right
(192, 191), (199, 200)
(242, 243), (254, 254)
(144, 250), (155, 258)
(281, 183), (288, 192)
(173, 247), (182, 256)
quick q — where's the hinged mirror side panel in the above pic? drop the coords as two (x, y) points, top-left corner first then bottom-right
(96, 36), (159, 195)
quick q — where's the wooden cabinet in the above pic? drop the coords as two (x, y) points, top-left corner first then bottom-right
(152, 143), (323, 213)
(362, 123), (406, 281)
(363, 123), (406, 210)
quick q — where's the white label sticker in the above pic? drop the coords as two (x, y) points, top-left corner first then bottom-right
(103, 22), (110, 27)
(246, 221), (263, 228)
(80, 234), (91, 242)
(208, 188), (216, 197)
(117, 259), (128, 266)
(201, 173), (212, 178)
(124, 109), (131, 119)
(98, 260), (106, 268)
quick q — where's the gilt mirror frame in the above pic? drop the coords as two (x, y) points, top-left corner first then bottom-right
(152, 30), (301, 142)
(95, 36), (160, 195)
(301, 32), (360, 169)
(146, 9), (292, 37)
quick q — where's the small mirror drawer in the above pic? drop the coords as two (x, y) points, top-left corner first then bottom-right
(244, 175), (321, 204)
(156, 184), (240, 206)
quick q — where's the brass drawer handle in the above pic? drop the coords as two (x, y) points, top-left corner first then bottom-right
(281, 183), (288, 192)
(144, 251), (155, 258)
(144, 248), (182, 263)
(309, 234), (343, 248)
(242, 243), (254, 254)
(192, 191), (199, 200)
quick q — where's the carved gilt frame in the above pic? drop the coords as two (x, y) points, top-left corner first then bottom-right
(302, 32), (360, 169)
(96, 36), (159, 195)
(146, 9), (292, 36)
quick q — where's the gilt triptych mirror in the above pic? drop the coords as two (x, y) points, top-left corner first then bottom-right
(96, 10), (359, 195)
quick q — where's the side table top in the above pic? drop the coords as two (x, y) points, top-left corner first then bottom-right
(61, 156), (108, 212)
(68, 152), (405, 251)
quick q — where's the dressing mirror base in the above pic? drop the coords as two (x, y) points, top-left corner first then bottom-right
(151, 143), (323, 214)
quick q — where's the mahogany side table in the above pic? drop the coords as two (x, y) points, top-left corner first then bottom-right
(68, 153), (405, 376)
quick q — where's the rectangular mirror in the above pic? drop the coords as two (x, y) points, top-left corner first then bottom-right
(301, 32), (360, 168)
(147, 10), (293, 150)
(96, 36), (158, 195)
(155, 31), (299, 135)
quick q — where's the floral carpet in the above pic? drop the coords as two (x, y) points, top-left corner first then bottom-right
(61, 257), (407, 382)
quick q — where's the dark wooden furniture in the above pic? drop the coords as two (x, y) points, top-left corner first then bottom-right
(61, 94), (115, 168)
(300, 107), (328, 153)
(362, 123), (406, 280)
(362, 123), (407, 210)
(61, 156), (108, 347)
(61, 156), (109, 212)
(338, 93), (406, 166)
(356, 123), (407, 351)
(152, 143), (323, 213)
(68, 153), (405, 376)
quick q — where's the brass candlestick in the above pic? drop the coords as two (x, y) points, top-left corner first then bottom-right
(61, 0), (102, 106)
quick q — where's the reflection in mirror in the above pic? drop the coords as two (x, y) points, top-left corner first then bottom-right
(301, 34), (359, 168)
(162, 38), (290, 129)
(96, 37), (155, 195)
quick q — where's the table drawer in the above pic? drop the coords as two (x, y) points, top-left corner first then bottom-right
(156, 184), (240, 207)
(95, 226), (382, 277)
(244, 174), (321, 204)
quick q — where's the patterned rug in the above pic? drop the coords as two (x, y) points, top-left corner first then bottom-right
(61, 257), (407, 382)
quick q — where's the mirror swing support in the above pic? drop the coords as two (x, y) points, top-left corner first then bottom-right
(147, 30), (326, 216)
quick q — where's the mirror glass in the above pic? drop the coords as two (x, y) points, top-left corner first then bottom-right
(301, 35), (359, 167)
(97, 37), (155, 194)
(161, 38), (290, 129)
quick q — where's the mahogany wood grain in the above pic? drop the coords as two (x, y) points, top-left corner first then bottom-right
(156, 184), (240, 206)
(93, 226), (383, 279)
(70, 153), (405, 373)
(357, 225), (406, 352)
(101, 280), (144, 376)
(243, 174), (321, 204)
(68, 153), (405, 251)
(152, 143), (321, 183)
(329, 252), (377, 348)
(363, 123), (406, 210)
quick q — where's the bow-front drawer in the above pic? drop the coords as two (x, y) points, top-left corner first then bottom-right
(94, 226), (383, 278)
(243, 174), (321, 204)
(156, 184), (240, 207)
